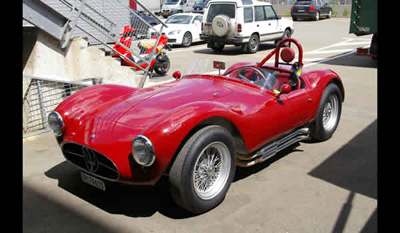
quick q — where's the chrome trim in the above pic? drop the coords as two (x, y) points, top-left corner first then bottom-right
(131, 135), (156, 167)
(48, 111), (65, 137)
(236, 127), (310, 167)
(61, 142), (120, 182)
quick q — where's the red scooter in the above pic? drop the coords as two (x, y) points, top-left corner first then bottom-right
(112, 25), (171, 76)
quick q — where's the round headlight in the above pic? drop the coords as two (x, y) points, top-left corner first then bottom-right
(48, 111), (64, 137)
(131, 135), (155, 167)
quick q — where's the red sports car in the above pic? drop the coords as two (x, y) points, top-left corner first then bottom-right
(48, 38), (344, 214)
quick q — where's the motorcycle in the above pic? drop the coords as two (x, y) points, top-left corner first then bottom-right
(112, 25), (171, 76)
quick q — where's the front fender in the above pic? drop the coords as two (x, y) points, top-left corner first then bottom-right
(141, 101), (241, 178)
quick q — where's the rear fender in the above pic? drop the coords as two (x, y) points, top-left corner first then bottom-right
(304, 69), (345, 117)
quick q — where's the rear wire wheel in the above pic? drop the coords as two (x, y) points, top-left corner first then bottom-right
(310, 83), (342, 141)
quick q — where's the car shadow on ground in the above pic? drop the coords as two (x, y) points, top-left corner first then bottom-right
(308, 120), (377, 232)
(193, 43), (276, 56)
(44, 142), (302, 219)
(45, 162), (197, 219)
(320, 51), (377, 69)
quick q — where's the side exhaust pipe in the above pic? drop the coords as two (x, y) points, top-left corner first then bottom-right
(237, 127), (310, 167)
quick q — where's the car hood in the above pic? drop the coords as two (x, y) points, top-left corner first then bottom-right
(116, 75), (232, 129)
(59, 76), (232, 146)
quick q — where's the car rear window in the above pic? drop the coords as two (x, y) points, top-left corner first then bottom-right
(295, 0), (314, 5)
(206, 4), (236, 23)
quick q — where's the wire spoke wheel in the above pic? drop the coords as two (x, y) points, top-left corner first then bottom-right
(322, 94), (339, 132)
(192, 142), (231, 200)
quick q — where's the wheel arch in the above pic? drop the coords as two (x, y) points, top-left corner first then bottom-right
(328, 77), (345, 102)
(164, 116), (246, 174)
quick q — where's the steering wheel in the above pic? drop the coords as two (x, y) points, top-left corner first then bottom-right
(238, 67), (266, 83)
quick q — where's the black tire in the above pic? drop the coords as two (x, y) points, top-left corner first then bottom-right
(247, 34), (259, 54)
(310, 83), (342, 141)
(314, 11), (320, 21)
(327, 10), (332, 19)
(169, 125), (236, 214)
(210, 42), (225, 53)
(369, 33), (377, 59)
(154, 56), (170, 76)
(274, 29), (291, 47)
(182, 32), (192, 47)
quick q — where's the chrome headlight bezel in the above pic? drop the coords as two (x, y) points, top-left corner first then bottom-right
(131, 135), (156, 167)
(48, 111), (65, 137)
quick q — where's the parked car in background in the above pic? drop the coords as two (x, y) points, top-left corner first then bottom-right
(201, 0), (294, 53)
(192, 0), (210, 14)
(154, 13), (203, 47)
(162, 0), (195, 18)
(291, 0), (332, 21)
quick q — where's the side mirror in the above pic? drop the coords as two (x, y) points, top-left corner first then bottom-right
(281, 84), (292, 94)
(173, 71), (182, 80)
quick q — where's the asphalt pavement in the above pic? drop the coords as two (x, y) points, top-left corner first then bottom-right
(23, 17), (377, 233)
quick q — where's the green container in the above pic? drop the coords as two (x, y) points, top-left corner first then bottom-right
(349, 0), (377, 36)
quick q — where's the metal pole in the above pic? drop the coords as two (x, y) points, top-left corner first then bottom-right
(36, 80), (48, 128)
(138, 25), (164, 88)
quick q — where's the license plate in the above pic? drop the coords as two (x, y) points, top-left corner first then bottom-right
(298, 9), (305, 12)
(81, 172), (106, 191)
(163, 12), (168, 16)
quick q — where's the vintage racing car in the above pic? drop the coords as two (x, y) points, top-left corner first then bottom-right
(48, 38), (344, 214)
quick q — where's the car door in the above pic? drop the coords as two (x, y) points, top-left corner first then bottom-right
(224, 68), (294, 149)
(254, 6), (269, 41)
(282, 79), (313, 127)
(264, 5), (281, 41)
(254, 5), (281, 42)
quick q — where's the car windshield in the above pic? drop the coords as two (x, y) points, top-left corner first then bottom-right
(165, 0), (179, 5)
(206, 4), (235, 23)
(195, 0), (207, 4)
(165, 15), (193, 24)
(225, 67), (281, 92)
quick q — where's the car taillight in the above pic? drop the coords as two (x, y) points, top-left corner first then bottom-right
(310, 6), (315, 11)
(201, 22), (203, 31)
(291, 6), (294, 11)
(238, 23), (242, 33)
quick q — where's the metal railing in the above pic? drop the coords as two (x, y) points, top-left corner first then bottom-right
(60, 0), (167, 88)
(23, 75), (95, 137)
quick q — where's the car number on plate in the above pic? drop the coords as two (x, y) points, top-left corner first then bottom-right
(81, 172), (106, 191)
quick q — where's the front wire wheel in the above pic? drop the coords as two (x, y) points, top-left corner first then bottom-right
(169, 125), (236, 214)
(193, 142), (231, 200)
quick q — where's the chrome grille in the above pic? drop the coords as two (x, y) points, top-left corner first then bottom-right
(61, 142), (119, 181)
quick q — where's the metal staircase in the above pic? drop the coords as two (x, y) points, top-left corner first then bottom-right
(23, 0), (168, 137)
(23, 0), (167, 88)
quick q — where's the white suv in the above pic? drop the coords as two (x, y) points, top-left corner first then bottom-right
(200, 0), (294, 53)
